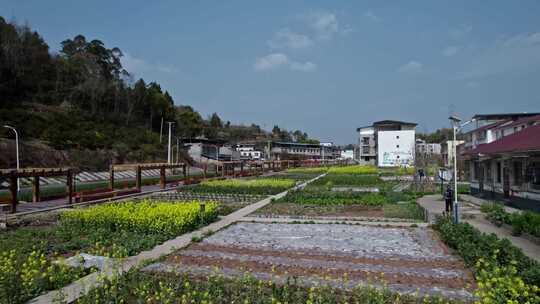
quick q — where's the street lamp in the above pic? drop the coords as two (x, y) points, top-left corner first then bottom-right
(166, 122), (175, 164)
(3, 125), (20, 192)
(448, 116), (475, 224)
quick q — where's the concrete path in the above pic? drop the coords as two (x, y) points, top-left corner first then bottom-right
(417, 194), (540, 263)
(29, 173), (326, 304)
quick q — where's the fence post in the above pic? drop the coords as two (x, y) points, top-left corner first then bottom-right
(32, 176), (40, 203)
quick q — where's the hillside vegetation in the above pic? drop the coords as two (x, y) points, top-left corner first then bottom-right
(0, 17), (314, 170)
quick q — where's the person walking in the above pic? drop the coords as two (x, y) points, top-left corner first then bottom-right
(444, 185), (454, 214)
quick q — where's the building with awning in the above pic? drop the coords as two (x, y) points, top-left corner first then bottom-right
(463, 124), (540, 211)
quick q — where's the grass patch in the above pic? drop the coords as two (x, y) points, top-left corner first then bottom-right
(382, 203), (424, 220)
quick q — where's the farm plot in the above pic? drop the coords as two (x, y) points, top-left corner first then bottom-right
(145, 222), (474, 300)
(255, 171), (424, 220)
(0, 200), (218, 304)
(180, 178), (297, 195)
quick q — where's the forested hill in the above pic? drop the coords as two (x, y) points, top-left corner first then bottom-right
(0, 17), (316, 170)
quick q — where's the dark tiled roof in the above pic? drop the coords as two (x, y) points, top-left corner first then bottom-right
(463, 120), (509, 135)
(492, 114), (540, 130)
(472, 113), (540, 120)
(464, 124), (540, 156)
(372, 120), (417, 126)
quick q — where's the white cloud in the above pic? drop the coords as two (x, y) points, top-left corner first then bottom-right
(290, 61), (317, 72)
(254, 53), (289, 71)
(363, 10), (380, 22)
(254, 53), (317, 72)
(306, 10), (339, 39)
(397, 61), (423, 73)
(121, 53), (177, 75)
(442, 46), (459, 57)
(268, 28), (313, 49)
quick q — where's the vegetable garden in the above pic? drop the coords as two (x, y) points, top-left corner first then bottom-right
(181, 178), (296, 195)
(257, 165), (427, 220)
(0, 200), (219, 303)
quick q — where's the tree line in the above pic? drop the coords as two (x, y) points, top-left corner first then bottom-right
(0, 17), (317, 157)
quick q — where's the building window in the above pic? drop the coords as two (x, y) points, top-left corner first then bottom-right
(364, 157), (370, 161)
(496, 162), (502, 183)
(396, 145), (400, 148)
(362, 137), (369, 145)
(396, 135), (400, 139)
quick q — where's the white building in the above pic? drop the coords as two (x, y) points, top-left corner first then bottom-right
(416, 140), (442, 155)
(235, 144), (262, 160)
(340, 149), (354, 159)
(441, 140), (465, 167)
(356, 120), (417, 167)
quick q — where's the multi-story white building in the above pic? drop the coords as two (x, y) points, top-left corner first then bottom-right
(356, 120), (417, 167)
(441, 140), (465, 167)
(416, 139), (442, 155)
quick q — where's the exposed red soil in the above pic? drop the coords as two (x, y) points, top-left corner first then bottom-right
(168, 254), (474, 290)
(180, 243), (465, 270)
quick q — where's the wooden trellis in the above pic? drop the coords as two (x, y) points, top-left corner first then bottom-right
(0, 167), (76, 213)
(109, 163), (187, 191)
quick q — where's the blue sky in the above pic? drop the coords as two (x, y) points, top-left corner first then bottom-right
(2, 1), (540, 144)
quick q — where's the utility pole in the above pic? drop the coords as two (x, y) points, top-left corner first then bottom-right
(3, 125), (20, 192)
(160, 117), (164, 143)
(166, 122), (174, 164)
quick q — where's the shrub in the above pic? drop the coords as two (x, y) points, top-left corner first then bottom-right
(434, 216), (540, 286)
(186, 178), (296, 195)
(0, 249), (88, 304)
(61, 200), (218, 238)
(474, 251), (540, 303)
(481, 202), (540, 237)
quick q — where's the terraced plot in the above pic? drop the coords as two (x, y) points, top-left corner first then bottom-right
(145, 222), (474, 300)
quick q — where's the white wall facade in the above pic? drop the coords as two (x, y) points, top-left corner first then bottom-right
(377, 130), (415, 167)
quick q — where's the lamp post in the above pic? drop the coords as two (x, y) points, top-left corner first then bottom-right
(3, 125), (20, 192)
(166, 122), (175, 164)
(448, 116), (475, 224)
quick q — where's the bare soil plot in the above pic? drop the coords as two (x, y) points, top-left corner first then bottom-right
(145, 222), (475, 300)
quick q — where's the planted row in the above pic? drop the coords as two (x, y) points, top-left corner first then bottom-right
(328, 165), (378, 175)
(311, 174), (383, 187)
(74, 269), (455, 304)
(278, 190), (389, 206)
(184, 178), (296, 195)
(62, 200), (218, 238)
